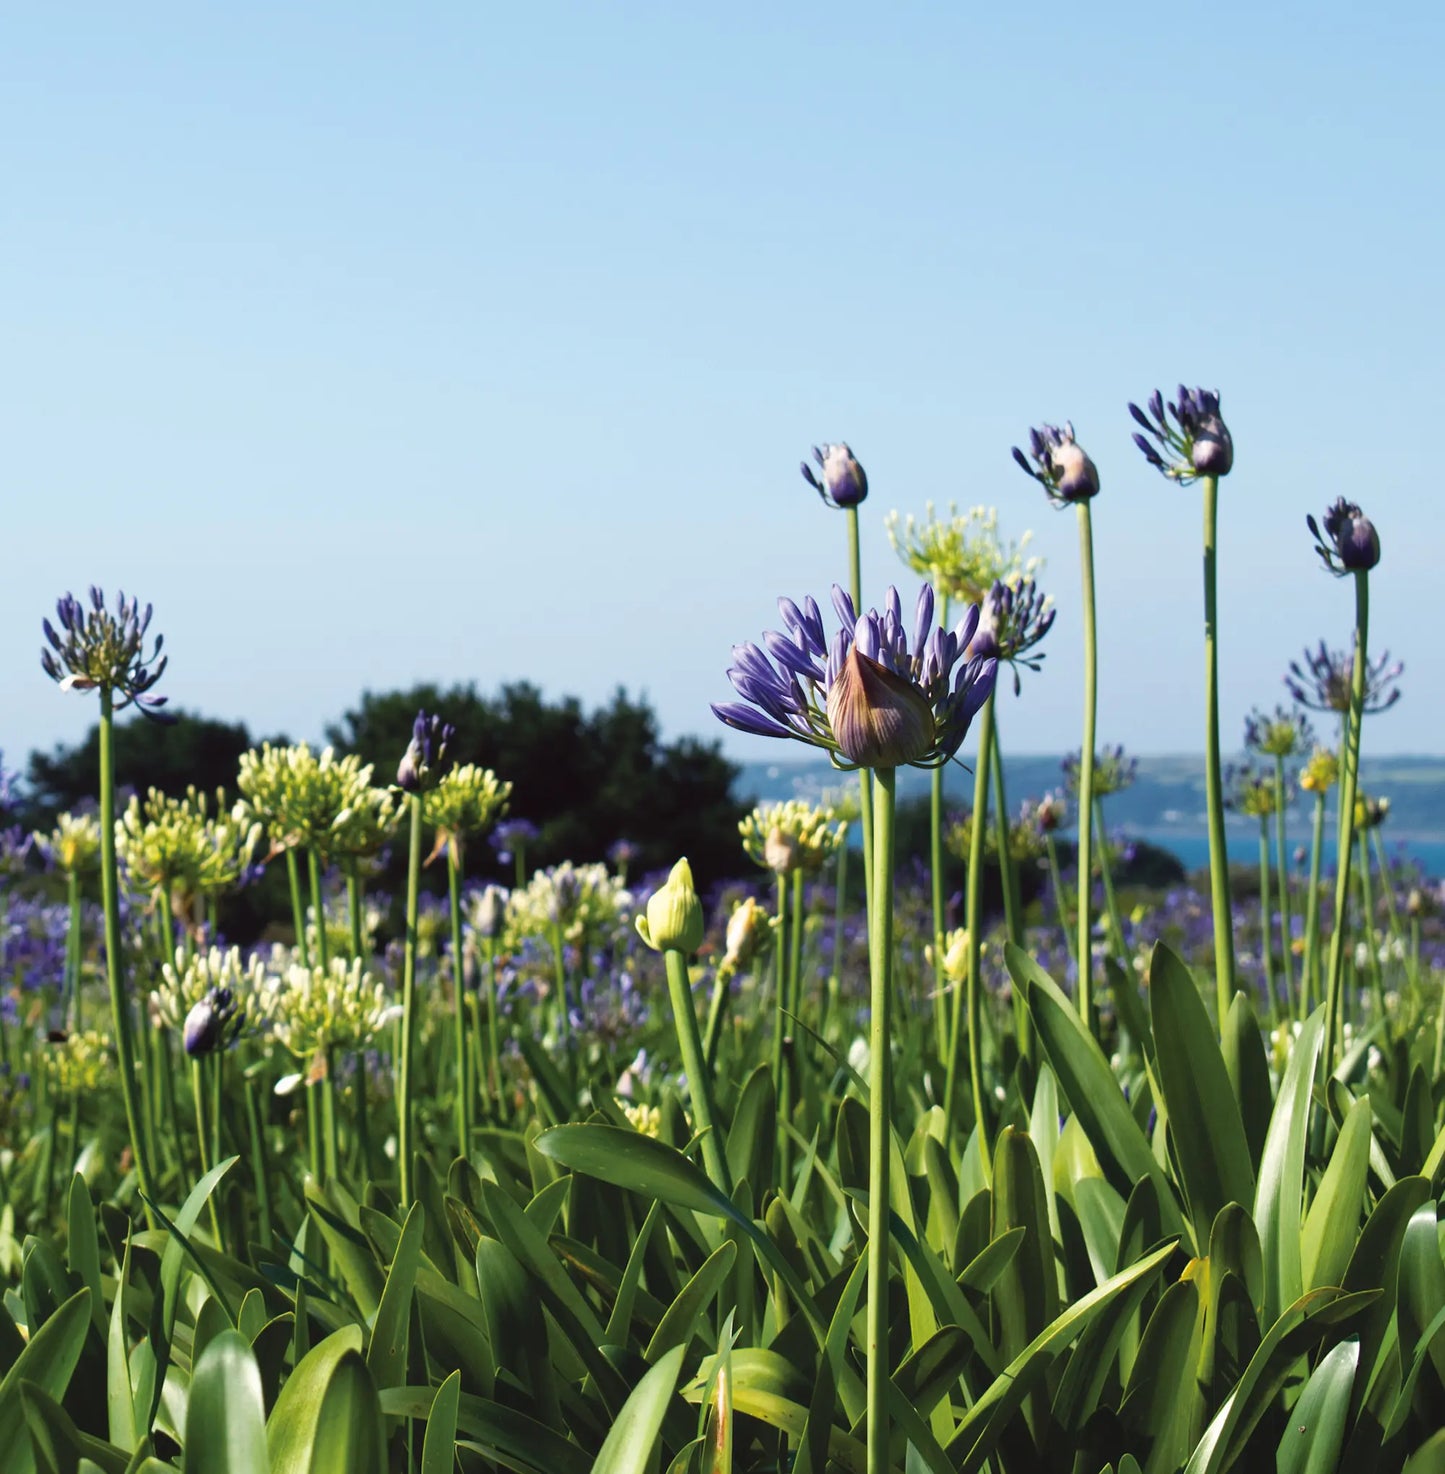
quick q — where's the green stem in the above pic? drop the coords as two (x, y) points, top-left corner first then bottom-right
(992, 718), (1023, 949)
(847, 507), (875, 909)
(484, 936), (503, 1113)
(1076, 501), (1099, 1032)
(1357, 831), (1386, 1023)
(447, 846), (469, 1161)
(790, 865), (808, 1111)
(322, 1046), (340, 1183)
(1095, 799), (1127, 968)
(307, 848), (329, 970)
(64, 871), (82, 1032)
(286, 849), (311, 968)
(1324, 572), (1369, 1072)
(191, 1057), (221, 1242)
(702, 964), (731, 1073)
(243, 1073), (273, 1249)
(962, 697), (995, 1160)
(1371, 829), (1404, 955)
(770, 873), (788, 1105)
(662, 948), (731, 1195)
(1258, 817), (1278, 1021)
(1045, 834), (1076, 968)
(398, 794), (424, 1208)
(346, 872), (365, 961)
(1273, 755), (1294, 1011)
(1201, 474), (1236, 1025)
(97, 693), (158, 1224)
(1302, 790), (1326, 1018)
(824, 829), (848, 1043)
(929, 594), (951, 1063)
(550, 921), (573, 1048)
(865, 767), (896, 1474)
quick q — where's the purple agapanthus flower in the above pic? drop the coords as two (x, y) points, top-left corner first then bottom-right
(1012, 423), (1100, 504)
(41, 588), (174, 722)
(800, 443), (868, 510)
(1286, 641), (1402, 716)
(969, 578), (1055, 694)
(1307, 498), (1380, 574)
(396, 710), (456, 793)
(1128, 386), (1233, 480)
(712, 583), (997, 770)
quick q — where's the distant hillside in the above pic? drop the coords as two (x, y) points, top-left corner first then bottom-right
(734, 753), (1445, 843)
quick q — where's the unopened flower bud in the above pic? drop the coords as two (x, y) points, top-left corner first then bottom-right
(1309, 499), (1382, 576)
(826, 646), (936, 768)
(474, 883), (508, 939)
(722, 895), (770, 972)
(940, 928), (969, 984)
(635, 858), (705, 954)
(762, 826), (799, 874)
(183, 986), (240, 1058)
(802, 442), (868, 509)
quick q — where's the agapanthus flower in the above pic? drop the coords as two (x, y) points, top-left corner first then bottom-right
(468, 882), (509, 940)
(492, 818), (540, 865)
(886, 503), (1041, 606)
(968, 577), (1055, 694)
(1063, 744), (1137, 798)
(1353, 793), (1390, 830)
(1286, 641), (1402, 716)
(38, 811), (102, 876)
(1023, 790), (1067, 835)
(396, 711), (455, 793)
(800, 443), (868, 509)
(1298, 746), (1340, 794)
(739, 799), (844, 875)
(721, 896), (771, 975)
(1011, 423), (1100, 504)
(183, 986), (244, 1058)
(712, 584), (997, 770)
(1244, 705), (1315, 759)
(1224, 762), (1282, 818)
(1307, 498), (1381, 574)
(1128, 387), (1233, 480)
(424, 763), (511, 865)
(40, 588), (173, 721)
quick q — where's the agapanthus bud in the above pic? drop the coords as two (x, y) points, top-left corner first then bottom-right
(183, 986), (241, 1058)
(826, 646), (937, 769)
(762, 826), (800, 874)
(1012, 423), (1100, 505)
(801, 443), (868, 509)
(397, 710), (456, 793)
(722, 895), (770, 973)
(940, 928), (969, 984)
(1309, 499), (1380, 574)
(635, 858), (705, 954)
(1128, 387), (1232, 482)
(473, 883), (509, 939)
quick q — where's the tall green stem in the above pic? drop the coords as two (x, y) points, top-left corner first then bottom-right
(929, 594), (952, 1062)
(991, 719), (1023, 949)
(1045, 834), (1076, 968)
(64, 871), (82, 1032)
(847, 507), (875, 907)
(447, 846), (470, 1161)
(770, 874), (788, 1105)
(1301, 790), (1327, 1017)
(1273, 755), (1294, 1010)
(663, 948), (731, 1196)
(1258, 818), (1277, 1020)
(98, 693), (158, 1223)
(397, 794), (424, 1208)
(1201, 474), (1236, 1024)
(307, 848), (328, 970)
(483, 936), (502, 1113)
(1324, 573), (1369, 1071)
(865, 767), (896, 1474)
(1356, 831), (1387, 1026)
(1076, 502), (1099, 1032)
(286, 849), (311, 968)
(962, 698), (994, 1159)
(1095, 799), (1127, 968)
(823, 831), (849, 1042)
(346, 872), (365, 961)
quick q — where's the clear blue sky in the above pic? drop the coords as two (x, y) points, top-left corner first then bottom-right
(3, 2), (1439, 775)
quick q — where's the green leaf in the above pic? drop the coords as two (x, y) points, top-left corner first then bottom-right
(419, 1371), (460, 1474)
(1396, 1204), (1445, 1399)
(1149, 943), (1255, 1246)
(1012, 945), (1188, 1249)
(107, 1242), (137, 1454)
(184, 1330), (266, 1474)
(1220, 991), (1272, 1173)
(266, 1328), (385, 1474)
(17, 1379), (131, 1474)
(644, 1243), (735, 1361)
(1301, 1095), (1372, 1292)
(382, 1387), (590, 1474)
(366, 1202), (425, 1394)
(1275, 1336), (1358, 1474)
(65, 1178), (104, 1342)
(0, 1288), (92, 1474)
(1118, 1273), (1206, 1469)
(592, 1345), (686, 1474)
(798, 1256), (866, 1474)
(1252, 1009), (1323, 1326)
(724, 1066), (775, 1196)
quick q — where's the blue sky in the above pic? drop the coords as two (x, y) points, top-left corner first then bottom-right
(3, 2), (1439, 775)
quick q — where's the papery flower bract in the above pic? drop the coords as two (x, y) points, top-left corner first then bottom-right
(712, 583), (997, 771)
(801, 442), (868, 509)
(1128, 387), (1233, 480)
(1307, 498), (1381, 574)
(634, 858), (704, 954)
(1286, 641), (1402, 716)
(396, 711), (456, 794)
(1244, 705), (1314, 759)
(1011, 423), (1100, 504)
(40, 588), (174, 720)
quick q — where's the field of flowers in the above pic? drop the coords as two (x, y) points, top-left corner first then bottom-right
(1, 391), (1442, 1473)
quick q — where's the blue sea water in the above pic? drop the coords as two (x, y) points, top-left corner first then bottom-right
(1120, 829), (1445, 883)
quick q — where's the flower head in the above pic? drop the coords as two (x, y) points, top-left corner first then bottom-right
(712, 583), (997, 771)
(468, 882), (509, 940)
(886, 503), (1041, 606)
(1353, 793), (1390, 830)
(41, 588), (173, 720)
(1128, 387), (1233, 480)
(739, 799), (844, 875)
(1307, 498), (1381, 574)
(1012, 423), (1100, 505)
(634, 858), (704, 954)
(1224, 762), (1282, 819)
(397, 711), (456, 794)
(801, 443), (868, 510)
(1286, 641), (1402, 716)
(1063, 744), (1137, 799)
(967, 577), (1055, 694)
(721, 895), (771, 974)
(39, 811), (102, 876)
(424, 763), (511, 864)
(1023, 790), (1067, 835)
(1243, 705), (1315, 759)
(1298, 746), (1340, 794)
(183, 986), (244, 1058)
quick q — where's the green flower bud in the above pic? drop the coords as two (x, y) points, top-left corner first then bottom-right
(635, 858), (704, 954)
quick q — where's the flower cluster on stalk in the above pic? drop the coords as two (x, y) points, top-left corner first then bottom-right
(1308, 498), (1381, 574)
(117, 788), (261, 909)
(713, 583), (997, 771)
(154, 945), (270, 1045)
(508, 862), (634, 947)
(800, 443), (868, 509)
(738, 799), (843, 875)
(40, 588), (174, 720)
(1011, 423), (1100, 504)
(424, 764), (511, 866)
(1063, 744), (1137, 798)
(237, 744), (395, 865)
(1128, 387), (1233, 480)
(1298, 746), (1340, 794)
(39, 812), (102, 876)
(1022, 790), (1067, 835)
(396, 711), (456, 794)
(1244, 705), (1315, 759)
(1285, 641), (1402, 716)
(1224, 763), (1283, 818)
(270, 956), (397, 1063)
(886, 503), (1040, 606)
(1353, 793), (1390, 830)
(969, 577), (1055, 693)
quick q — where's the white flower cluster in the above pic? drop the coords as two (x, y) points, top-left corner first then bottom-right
(506, 861), (634, 947)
